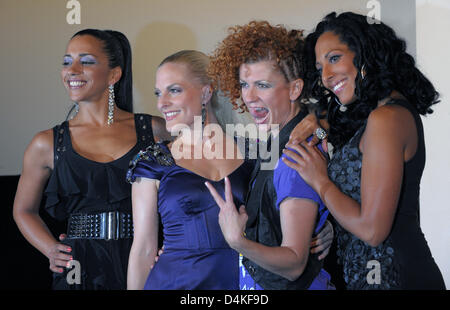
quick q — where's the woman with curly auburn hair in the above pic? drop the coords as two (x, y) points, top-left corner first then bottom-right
(283, 12), (445, 289)
(209, 21), (307, 113)
(127, 49), (332, 290)
(206, 20), (335, 290)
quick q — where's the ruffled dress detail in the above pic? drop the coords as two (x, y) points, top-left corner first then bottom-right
(44, 113), (154, 290)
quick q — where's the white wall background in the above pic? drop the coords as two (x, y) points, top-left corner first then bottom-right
(0, 0), (447, 287)
(416, 0), (450, 289)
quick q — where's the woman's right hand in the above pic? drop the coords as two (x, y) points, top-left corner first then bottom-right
(47, 234), (72, 273)
(289, 113), (329, 146)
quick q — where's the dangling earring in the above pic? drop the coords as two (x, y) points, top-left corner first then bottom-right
(108, 84), (115, 125)
(335, 97), (347, 112)
(201, 101), (207, 130)
(201, 88), (210, 130)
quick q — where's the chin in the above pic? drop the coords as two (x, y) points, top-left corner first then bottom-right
(165, 124), (179, 136)
(66, 90), (88, 102)
(68, 95), (84, 102)
(338, 92), (358, 106)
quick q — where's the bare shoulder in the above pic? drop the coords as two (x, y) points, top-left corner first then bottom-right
(29, 128), (53, 153)
(25, 128), (54, 168)
(151, 115), (171, 142)
(362, 101), (417, 154)
(367, 103), (415, 130)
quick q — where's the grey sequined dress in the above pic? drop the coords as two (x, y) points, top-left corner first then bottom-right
(327, 99), (445, 290)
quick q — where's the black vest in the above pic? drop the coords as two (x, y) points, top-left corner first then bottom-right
(242, 110), (324, 290)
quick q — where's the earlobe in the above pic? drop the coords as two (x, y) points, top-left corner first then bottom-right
(290, 79), (304, 102)
(202, 85), (213, 103)
(109, 66), (123, 85)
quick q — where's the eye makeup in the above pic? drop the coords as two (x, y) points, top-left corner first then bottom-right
(62, 55), (72, 66)
(80, 54), (97, 65)
(256, 81), (272, 89)
(62, 54), (98, 66)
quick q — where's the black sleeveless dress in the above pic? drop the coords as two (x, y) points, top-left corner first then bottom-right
(328, 99), (445, 290)
(44, 113), (154, 290)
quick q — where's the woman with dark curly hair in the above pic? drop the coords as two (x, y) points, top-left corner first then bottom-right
(283, 12), (445, 289)
(206, 21), (334, 290)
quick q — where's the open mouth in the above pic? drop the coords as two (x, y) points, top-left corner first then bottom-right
(332, 79), (347, 94)
(248, 107), (270, 124)
(67, 80), (87, 89)
(163, 111), (181, 121)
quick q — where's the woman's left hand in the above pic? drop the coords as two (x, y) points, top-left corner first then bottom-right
(282, 142), (329, 194)
(205, 177), (248, 249)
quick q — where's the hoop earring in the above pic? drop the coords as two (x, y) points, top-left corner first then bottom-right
(108, 84), (115, 125)
(361, 64), (366, 80)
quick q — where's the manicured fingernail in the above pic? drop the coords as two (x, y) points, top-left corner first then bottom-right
(67, 247), (72, 252)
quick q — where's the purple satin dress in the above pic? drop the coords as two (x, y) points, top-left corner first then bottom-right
(128, 142), (253, 289)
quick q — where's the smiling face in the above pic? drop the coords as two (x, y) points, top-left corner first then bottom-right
(239, 60), (302, 132)
(315, 31), (358, 106)
(155, 62), (206, 132)
(61, 35), (119, 104)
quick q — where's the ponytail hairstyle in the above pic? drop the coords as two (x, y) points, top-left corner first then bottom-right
(304, 12), (440, 149)
(71, 29), (133, 112)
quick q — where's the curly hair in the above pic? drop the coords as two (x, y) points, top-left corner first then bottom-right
(304, 12), (440, 149)
(208, 21), (306, 112)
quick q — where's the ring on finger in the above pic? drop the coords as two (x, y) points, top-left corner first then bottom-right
(314, 127), (327, 140)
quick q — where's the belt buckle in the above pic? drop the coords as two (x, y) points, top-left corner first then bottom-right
(102, 211), (118, 241)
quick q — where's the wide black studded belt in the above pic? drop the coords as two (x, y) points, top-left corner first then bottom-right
(67, 211), (133, 240)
